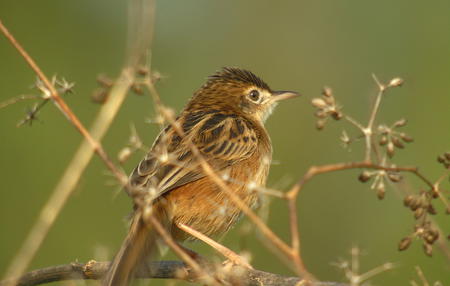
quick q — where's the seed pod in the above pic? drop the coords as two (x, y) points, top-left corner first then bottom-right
(315, 110), (327, 118)
(118, 147), (133, 164)
(409, 199), (420, 211)
(445, 152), (450, 161)
(403, 195), (414, 207)
(137, 66), (149, 76)
(437, 155), (446, 164)
(377, 187), (386, 200)
(379, 136), (388, 146)
(323, 95), (335, 105)
(429, 229), (439, 241)
(400, 133), (414, 143)
(431, 189), (439, 199)
(415, 207), (425, 219)
(388, 77), (404, 87)
(340, 131), (350, 145)
(96, 75), (113, 87)
(394, 118), (407, 127)
(358, 171), (372, 183)
(131, 84), (144, 95)
(424, 233), (436, 244)
(423, 243), (433, 257)
(388, 172), (402, 182)
(91, 88), (109, 104)
(311, 98), (327, 109)
(392, 137), (405, 149)
(316, 119), (326, 130)
(398, 237), (412, 251)
(322, 86), (333, 97)
(427, 204), (437, 215)
(387, 142), (395, 158)
(378, 125), (389, 134)
(331, 111), (343, 120)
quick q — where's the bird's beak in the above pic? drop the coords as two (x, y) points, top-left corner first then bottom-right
(270, 90), (301, 102)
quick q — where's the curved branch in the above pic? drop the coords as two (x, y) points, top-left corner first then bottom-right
(0, 260), (348, 286)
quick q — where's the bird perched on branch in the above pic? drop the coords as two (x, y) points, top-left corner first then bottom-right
(104, 67), (299, 285)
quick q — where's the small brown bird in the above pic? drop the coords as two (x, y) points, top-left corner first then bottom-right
(104, 67), (299, 285)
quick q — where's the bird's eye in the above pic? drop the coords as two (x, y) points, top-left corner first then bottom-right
(248, 90), (260, 102)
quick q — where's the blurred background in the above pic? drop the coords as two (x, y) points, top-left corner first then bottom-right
(1, 1), (449, 285)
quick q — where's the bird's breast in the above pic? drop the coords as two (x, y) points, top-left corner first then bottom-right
(161, 145), (272, 241)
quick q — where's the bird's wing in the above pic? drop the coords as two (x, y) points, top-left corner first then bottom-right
(129, 111), (259, 200)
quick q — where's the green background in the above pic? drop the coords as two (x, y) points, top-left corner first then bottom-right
(1, 1), (449, 285)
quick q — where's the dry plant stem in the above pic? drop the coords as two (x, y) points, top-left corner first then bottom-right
(289, 162), (433, 199)
(177, 222), (253, 269)
(0, 20), (123, 179)
(2, 70), (133, 283)
(285, 161), (434, 283)
(0, 20), (134, 286)
(286, 195), (313, 280)
(0, 261), (348, 286)
(0, 95), (38, 109)
(147, 216), (220, 286)
(414, 266), (430, 286)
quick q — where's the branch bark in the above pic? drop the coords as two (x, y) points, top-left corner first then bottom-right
(0, 260), (348, 286)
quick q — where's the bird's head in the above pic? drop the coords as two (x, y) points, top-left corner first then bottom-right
(186, 67), (300, 123)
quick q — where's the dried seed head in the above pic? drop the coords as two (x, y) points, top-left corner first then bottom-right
(429, 229), (439, 241)
(431, 189), (439, 199)
(316, 119), (326, 130)
(151, 71), (162, 82)
(331, 111), (343, 120)
(137, 66), (149, 76)
(388, 172), (402, 183)
(445, 152), (450, 161)
(358, 171), (372, 183)
(377, 186), (386, 200)
(323, 95), (335, 105)
(387, 142), (395, 158)
(96, 75), (113, 87)
(131, 84), (144, 95)
(403, 195), (414, 207)
(340, 130), (350, 145)
(311, 98), (327, 109)
(423, 243), (433, 257)
(118, 147), (133, 164)
(414, 208), (425, 219)
(427, 204), (437, 215)
(398, 237), (412, 251)
(322, 86), (333, 97)
(400, 133), (414, 143)
(394, 118), (407, 127)
(379, 136), (388, 146)
(424, 233), (436, 244)
(378, 124), (389, 134)
(388, 77), (404, 87)
(392, 137), (405, 149)
(409, 199), (421, 211)
(314, 110), (327, 118)
(91, 88), (109, 104)
(437, 155), (446, 164)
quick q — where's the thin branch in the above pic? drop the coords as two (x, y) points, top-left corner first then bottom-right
(289, 162), (433, 199)
(147, 215), (220, 286)
(0, 94), (38, 109)
(0, 261), (349, 286)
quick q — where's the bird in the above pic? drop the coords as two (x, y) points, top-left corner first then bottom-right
(104, 67), (299, 285)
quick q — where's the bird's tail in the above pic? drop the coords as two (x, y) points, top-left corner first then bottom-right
(103, 212), (158, 286)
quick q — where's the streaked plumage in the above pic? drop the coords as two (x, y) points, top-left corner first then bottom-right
(104, 67), (299, 286)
